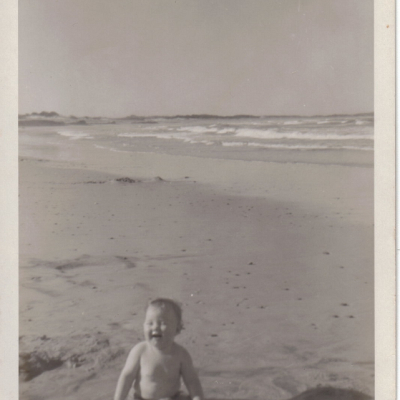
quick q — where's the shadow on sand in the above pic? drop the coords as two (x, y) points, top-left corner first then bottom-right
(287, 387), (372, 400)
(207, 387), (372, 400)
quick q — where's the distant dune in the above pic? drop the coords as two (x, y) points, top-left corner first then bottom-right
(18, 119), (65, 127)
(18, 112), (113, 127)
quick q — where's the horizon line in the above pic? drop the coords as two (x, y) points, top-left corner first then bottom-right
(19, 111), (375, 120)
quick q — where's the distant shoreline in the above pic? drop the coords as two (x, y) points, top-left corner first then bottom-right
(18, 111), (374, 123)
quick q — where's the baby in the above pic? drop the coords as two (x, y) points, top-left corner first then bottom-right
(114, 298), (204, 400)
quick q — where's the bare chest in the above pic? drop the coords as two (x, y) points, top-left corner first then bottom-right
(140, 351), (181, 381)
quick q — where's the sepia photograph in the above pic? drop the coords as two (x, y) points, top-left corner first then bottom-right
(10, 1), (387, 399)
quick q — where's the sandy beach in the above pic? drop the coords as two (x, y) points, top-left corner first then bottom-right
(19, 122), (373, 400)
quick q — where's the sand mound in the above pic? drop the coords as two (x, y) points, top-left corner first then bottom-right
(114, 176), (166, 183)
(26, 254), (138, 272)
(19, 333), (124, 382)
(115, 177), (140, 183)
(83, 180), (107, 184)
(82, 176), (167, 184)
(19, 351), (64, 381)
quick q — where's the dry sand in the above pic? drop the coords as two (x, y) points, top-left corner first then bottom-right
(19, 138), (373, 400)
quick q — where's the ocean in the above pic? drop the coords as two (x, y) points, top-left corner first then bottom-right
(19, 114), (373, 166)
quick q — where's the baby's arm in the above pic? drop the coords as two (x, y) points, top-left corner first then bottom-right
(180, 348), (204, 400)
(114, 343), (143, 400)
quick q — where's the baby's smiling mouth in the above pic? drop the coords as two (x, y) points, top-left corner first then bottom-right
(150, 332), (162, 339)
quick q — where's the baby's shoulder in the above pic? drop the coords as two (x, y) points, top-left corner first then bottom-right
(129, 341), (147, 357)
(173, 343), (191, 360)
(123, 341), (147, 367)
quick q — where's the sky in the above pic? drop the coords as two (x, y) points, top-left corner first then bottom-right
(19, 0), (373, 117)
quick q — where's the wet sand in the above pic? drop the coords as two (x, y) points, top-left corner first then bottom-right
(19, 138), (373, 400)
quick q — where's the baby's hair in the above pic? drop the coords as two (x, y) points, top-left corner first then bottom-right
(146, 298), (184, 333)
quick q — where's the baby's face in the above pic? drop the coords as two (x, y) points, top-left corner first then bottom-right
(143, 305), (178, 350)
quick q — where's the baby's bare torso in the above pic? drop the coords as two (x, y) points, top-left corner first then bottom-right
(134, 342), (182, 400)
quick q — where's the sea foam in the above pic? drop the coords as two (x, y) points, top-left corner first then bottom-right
(235, 128), (371, 141)
(57, 131), (93, 140)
